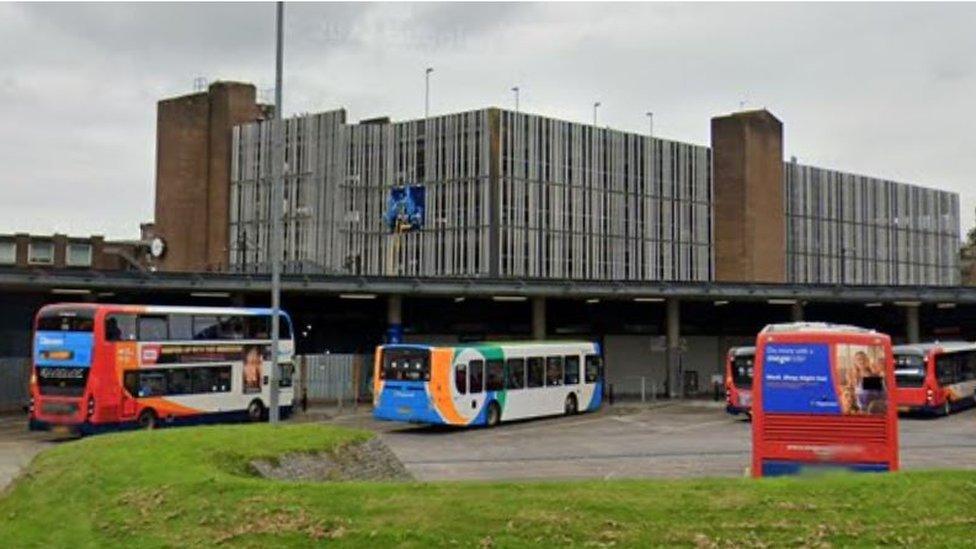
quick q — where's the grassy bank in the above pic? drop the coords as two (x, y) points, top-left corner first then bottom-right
(1, 424), (974, 547)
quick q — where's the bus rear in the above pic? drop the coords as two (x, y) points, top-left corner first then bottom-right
(373, 345), (441, 424)
(752, 323), (898, 477)
(29, 305), (99, 433)
(894, 343), (976, 416)
(725, 346), (754, 416)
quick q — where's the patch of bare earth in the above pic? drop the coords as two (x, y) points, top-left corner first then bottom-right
(249, 438), (412, 482)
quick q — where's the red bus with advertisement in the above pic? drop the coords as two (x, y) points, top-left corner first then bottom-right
(29, 303), (295, 435)
(752, 323), (898, 477)
(893, 342), (976, 416)
(725, 346), (755, 416)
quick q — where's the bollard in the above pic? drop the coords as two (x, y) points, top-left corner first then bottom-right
(641, 377), (646, 403)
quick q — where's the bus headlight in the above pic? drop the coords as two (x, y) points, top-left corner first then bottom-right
(28, 397), (34, 414)
(87, 396), (95, 418)
(925, 389), (934, 403)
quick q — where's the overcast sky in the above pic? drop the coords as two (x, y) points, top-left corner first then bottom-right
(1, 2), (973, 239)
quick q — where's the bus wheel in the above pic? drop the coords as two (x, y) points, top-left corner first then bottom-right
(137, 409), (157, 430)
(564, 394), (578, 416)
(247, 400), (266, 422)
(485, 402), (501, 428)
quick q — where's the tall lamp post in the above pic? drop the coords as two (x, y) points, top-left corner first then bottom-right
(593, 101), (601, 126)
(646, 111), (654, 137)
(268, 0), (285, 424)
(425, 67), (434, 118)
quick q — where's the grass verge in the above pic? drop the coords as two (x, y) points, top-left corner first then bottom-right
(1, 423), (974, 547)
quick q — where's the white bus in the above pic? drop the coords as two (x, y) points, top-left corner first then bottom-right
(373, 341), (604, 427)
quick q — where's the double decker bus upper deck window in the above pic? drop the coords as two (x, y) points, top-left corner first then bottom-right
(382, 348), (430, 381)
(37, 309), (94, 332)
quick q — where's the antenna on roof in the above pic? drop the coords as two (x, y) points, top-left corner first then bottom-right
(193, 77), (209, 92)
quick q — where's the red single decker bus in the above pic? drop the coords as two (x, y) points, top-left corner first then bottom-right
(752, 322), (899, 477)
(893, 342), (976, 416)
(725, 346), (754, 417)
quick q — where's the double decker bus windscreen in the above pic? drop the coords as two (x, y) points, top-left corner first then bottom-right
(382, 348), (430, 381)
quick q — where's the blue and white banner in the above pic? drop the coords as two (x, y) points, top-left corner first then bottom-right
(33, 331), (93, 367)
(762, 343), (839, 414)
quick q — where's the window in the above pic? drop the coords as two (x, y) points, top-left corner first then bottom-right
(124, 366), (233, 397)
(216, 316), (246, 339)
(381, 348), (431, 382)
(486, 360), (504, 391)
(731, 356), (754, 389)
(564, 355), (581, 385)
(105, 314), (137, 341)
(469, 360), (484, 393)
(0, 241), (15, 265)
(66, 243), (92, 267)
(38, 309), (94, 332)
(278, 362), (294, 387)
(137, 316), (168, 341)
(894, 353), (926, 388)
(193, 316), (219, 340)
(585, 355), (603, 383)
(545, 357), (563, 386)
(245, 316), (271, 339)
(506, 358), (525, 389)
(168, 315), (193, 341)
(28, 241), (53, 264)
(937, 355), (959, 385)
(36, 366), (89, 396)
(455, 363), (467, 394)
(527, 357), (544, 388)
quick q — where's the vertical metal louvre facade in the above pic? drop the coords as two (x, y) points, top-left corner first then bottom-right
(230, 106), (959, 286)
(785, 162), (960, 285)
(498, 111), (712, 281)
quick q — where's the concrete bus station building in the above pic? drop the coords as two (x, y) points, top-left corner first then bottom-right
(0, 80), (971, 402)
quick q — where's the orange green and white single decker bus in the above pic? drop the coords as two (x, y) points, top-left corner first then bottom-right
(893, 342), (976, 416)
(373, 341), (604, 427)
(29, 303), (295, 435)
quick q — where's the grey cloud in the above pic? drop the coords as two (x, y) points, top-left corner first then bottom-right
(0, 2), (973, 238)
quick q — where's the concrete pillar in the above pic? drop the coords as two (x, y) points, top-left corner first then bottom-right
(791, 301), (804, 322)
(905, 304), (920, 344)
(386, 295), (403, 343)
(666, 298), (681, 398)
(531, 296), (546, 340)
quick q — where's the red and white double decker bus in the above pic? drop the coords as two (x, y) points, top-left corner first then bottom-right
(29, 303), (295, 435)
(724, 346), (755, 416)
(893, 342), (976, 416)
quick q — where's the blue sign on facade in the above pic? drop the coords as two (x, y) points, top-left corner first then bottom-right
(762, 343), (839, 414)
(33, 331), (94, 367)
(384, 185), (426, 232)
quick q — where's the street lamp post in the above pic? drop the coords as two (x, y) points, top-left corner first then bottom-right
(425, 67), (434, 118)
(593, 101), (601, 126)
(512, 86), (520, 113)
(646, 111), (653, 137)
(268, 0), (284, 424)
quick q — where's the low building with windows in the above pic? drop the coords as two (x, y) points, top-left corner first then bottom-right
(0, 233), (146, 271)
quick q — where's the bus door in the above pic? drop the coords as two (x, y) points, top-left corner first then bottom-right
(752, 325), (898, 477)
(114, 342), (140, 421)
